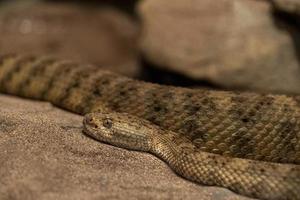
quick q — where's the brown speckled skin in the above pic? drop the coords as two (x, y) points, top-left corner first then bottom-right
(1, 54), (300, 199)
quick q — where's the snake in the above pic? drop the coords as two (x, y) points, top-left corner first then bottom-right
(0, 54), (300, 199)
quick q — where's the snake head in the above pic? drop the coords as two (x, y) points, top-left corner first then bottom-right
(83, 112), (154, 152)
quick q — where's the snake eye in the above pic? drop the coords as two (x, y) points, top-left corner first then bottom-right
(103, 118), (113, 129)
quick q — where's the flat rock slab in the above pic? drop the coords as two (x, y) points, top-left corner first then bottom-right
(0, 95), (253, 200)
(0, 1), (139, 77)
(139, 0), (300, 94)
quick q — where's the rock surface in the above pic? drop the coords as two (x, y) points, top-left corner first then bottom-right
(272, 0), (300, 15)
(0, 1), (140, 77)
(138, 0), (300, 94)
(0, 95), (253, 200)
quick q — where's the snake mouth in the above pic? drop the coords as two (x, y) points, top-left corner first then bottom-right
(82, 118), (104, 142)
(82, 115), (96, 134)
(82, 121), (91, 135)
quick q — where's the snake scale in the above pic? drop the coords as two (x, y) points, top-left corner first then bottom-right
(0, 54), (300, 200)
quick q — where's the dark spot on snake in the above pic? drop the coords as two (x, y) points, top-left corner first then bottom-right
(93, 124), (98, 128)
(241, 144), (254, 155)
(180, 119), (200, 140)
(229, 104), (259, 127)
(192, 131), (210, 148)
(93, 89), (102, 97)
(73, 81), (80, 88)
(283, 104), (291, 112)
(229, 130), (255, 156)
(279, 121), (298, 157)
(229, 107), (244, 121)
(111, 103), (120, 111)
(258, 96), (274, 107)
(201, 98), (209, 105)
(102, 79), (110, 85)
(294, 96), (300, 107)
(162, 91), (174, 99)
(62, 66), (72, 73)
(85, 69), (95, 77)
(237, 136), (252, 147)
(286, 143), (297, 154)
(228, 182), (244, 193)
(191, 130), (207, 142)
(119, 90), (126, 96)
(231, 96), (248, 104)
(254, 104), (260, 110)
(118, 81), (139, 98)
(207, 154), (214, 160)
(146, 116), (161, 126)
(248, 110), (256, 117)
(282, 176), (290, 182)
(185, 92), (193, 98)
(154, 106), (161, 112)
(184, 103), (201, 115)
(151, 100), (168, 114)
(201, 98), (216, 110)
(241, 118), (249, 123)
(280, 121), (296, 138)
(127, 85), (137, 91)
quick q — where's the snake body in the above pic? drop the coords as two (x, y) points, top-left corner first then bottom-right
(84, 112), (300, 200)
(1, 54), (300, 199)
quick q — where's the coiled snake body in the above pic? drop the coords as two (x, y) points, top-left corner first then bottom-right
(1, 54), (300, 199)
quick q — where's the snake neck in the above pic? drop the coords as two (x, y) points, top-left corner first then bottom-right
(150, 133), (183, 167)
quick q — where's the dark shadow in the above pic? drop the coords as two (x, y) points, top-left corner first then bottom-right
(138, 57), (223, 89)
(272, 9), (300, 64)
(45, 0), (139, 16)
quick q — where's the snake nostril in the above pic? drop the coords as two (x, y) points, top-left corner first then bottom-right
(85, 116), (94, 124)
(84, 116), (99, 129)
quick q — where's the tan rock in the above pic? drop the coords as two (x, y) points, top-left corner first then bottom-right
(272, 0), (300, 15)
(0, 1), (140, 77)
(0, 95), (253, 200)
(138, 0), (300, 94)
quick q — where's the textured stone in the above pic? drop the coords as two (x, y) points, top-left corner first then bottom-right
(139, 0), (300, 94)
(0, 95), (253, 200)
(0, 1), (139, 77)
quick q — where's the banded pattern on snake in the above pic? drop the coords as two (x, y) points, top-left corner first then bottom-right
(0, 54), (300, 199)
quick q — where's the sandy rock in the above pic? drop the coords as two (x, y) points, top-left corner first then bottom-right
(138, 0), (300, 94)
(272, 0), (300, 15)
(0, 94), (253, 200)
(0, 1), (140, 77)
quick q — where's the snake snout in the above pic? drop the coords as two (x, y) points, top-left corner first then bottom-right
(84, 115), (99, 129)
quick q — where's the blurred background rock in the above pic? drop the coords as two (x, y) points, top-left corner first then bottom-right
(139, 0), (300, 94)
(0, 0), (140, 77)
(0, 0), (299, 92)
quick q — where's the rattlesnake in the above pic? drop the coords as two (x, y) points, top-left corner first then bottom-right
(1, 54), (300, 199)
